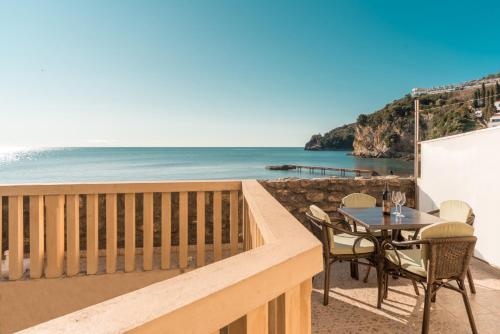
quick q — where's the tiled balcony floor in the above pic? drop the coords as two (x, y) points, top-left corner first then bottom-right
(311, 258), (500, 333)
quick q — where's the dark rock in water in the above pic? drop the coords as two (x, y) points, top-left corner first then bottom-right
(266, 164), (297, 171)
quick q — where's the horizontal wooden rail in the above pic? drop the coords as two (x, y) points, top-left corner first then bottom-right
(19, 180), (322, 333)
(0, 180), (241, 196)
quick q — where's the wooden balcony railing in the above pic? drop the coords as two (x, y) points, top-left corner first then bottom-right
(0, 180), (242, 280)
(4, 180), (322, 333)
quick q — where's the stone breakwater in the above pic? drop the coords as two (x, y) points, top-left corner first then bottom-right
(1, 177), (415, 253)
(259, 176), (415, 223)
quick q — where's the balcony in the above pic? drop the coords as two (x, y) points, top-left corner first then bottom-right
(0, 180), (322, 333)
(0, 178), (499, 333)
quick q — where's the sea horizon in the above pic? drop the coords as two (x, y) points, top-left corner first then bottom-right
(0, 147), (413, 184)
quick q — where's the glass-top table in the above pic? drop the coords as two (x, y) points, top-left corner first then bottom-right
(337, 206), (443, 237)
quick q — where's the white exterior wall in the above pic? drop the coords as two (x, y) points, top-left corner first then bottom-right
(418, 127), (500, 267)
(494, 101), (500, 111)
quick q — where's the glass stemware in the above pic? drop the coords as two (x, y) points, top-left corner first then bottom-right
(391, 191), (399, 216)
(399, 192), (406, 217)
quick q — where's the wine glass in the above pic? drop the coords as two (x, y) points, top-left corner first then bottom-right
(399, 192), (406, 218)
(391, 191), (399, 215)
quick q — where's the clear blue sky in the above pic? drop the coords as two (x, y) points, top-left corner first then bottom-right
(1, 0), (499, 147)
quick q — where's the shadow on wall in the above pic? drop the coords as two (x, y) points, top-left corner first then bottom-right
(418, 186), (491, 265)
(417, 187), (438, 212)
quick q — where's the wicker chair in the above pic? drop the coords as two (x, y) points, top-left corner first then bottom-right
(306, 205), (383, 307)
(382, 221), (477, 334)
(401, 200), (476, 293)
(341, 193), (381, 282)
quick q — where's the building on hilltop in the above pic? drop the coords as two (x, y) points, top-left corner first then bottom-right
(488, 112), (500, 127)
(411, 77), (500, 97)
(494, 101), (500, 111)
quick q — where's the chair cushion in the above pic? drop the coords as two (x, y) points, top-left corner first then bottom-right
(331, 233), (375, 255)
(418, 221), (474, 239)
(440, 200), (472, 224)
(309, 205), (375, 255)
(385, 248), (426, 277)
(342, 193), (376, 208)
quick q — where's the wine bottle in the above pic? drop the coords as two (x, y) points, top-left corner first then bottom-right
(382, 182), (391, 215)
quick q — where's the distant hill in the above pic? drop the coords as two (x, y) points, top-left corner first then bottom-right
(305, 72), (500, 159)
(305, 124), (355, 150)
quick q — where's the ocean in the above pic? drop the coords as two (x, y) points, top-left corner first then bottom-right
(0, 147), (413, 184)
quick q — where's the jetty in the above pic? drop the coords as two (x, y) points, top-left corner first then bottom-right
(265, 164), (378, 177)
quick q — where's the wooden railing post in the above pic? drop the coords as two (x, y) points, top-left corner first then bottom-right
(106, 194), (117, 274)
(161, 192), (171, 269)
(45, 195), (65, 278)
(268, 299), (278, 334)
(86, 194), (99, 275)
(125, 193), (136, 272)
(179, 192), (188, 268)
(8, 196), (23, 280)
(247, 303), (268, 334)
(228, 303), (269, 334)
(230, 190), (239, 256)
(143, 192), (153, 271)
(29, 195), (44, 278)
(277, 285), (301, 334)
(66, 195), (80, 276)
(269, 280), (312, 334)
(300, 280), (312, 334)
(213, 191), (222, 261)
(196, 191), (206, 267)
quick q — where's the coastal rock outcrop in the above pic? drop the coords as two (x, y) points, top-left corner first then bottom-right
(304, 124), (355, 151)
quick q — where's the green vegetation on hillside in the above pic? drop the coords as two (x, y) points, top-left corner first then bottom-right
(304, 124), (355, 150)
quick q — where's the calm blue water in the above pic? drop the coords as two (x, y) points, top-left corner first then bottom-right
(0, 148), (413, 184)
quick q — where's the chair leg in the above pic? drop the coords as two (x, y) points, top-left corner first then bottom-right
(376, 263), (384, 309)
(459, 279), (478, 334)
(363, 265), (371, 283)
(383, 272), (389, 299)
(431, 291), (437, 303)
(421, 284), (433, 334)
(412, 279), (420, 296)
(323, 259), (331, 306)
(467, 267), (476, 294)
(350, 260), (359, 280)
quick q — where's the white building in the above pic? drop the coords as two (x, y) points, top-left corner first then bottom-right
(494, 100), (500, 111)
(489, 112), (500, 127)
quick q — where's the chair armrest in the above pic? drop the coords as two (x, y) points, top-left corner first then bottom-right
(427, 209), (440, 216)
(467, 213), (475, 226)
(381, 239), (428, 271)
(330, 218), (352, 232)
(385, 239), (427, 247)
(324, 220), (380, 254)
(306, 212), (380, 254)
